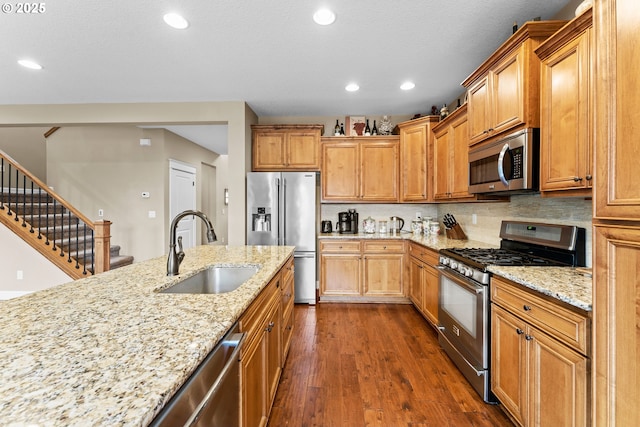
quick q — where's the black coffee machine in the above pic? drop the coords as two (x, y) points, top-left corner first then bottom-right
(338, 209), (358, 234)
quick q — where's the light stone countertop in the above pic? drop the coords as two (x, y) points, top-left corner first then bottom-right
(319, 232), (592, 311)
(0, 244), (294, 426)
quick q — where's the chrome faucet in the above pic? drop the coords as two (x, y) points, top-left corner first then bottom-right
(167, 210), (217, 276)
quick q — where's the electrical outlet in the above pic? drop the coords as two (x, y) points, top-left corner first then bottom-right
(416, 211), (422, 219)
(148, 210), (156, 219)
(98, 209), (104, 217)
(472, 214), (478, 225)
(17, 270), (23, 280)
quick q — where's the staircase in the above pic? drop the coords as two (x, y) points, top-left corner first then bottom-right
(1, 150), (133, 278)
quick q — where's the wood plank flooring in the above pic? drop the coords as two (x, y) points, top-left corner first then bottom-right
(267, 303), (514, 427)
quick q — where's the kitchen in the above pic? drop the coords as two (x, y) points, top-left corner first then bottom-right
(1, 1), (639, 427)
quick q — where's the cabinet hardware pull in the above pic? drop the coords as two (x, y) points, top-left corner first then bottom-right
(523, 305), (532, 311)
(266, 321), (275, 332)
(516, 328), (524, 335)
(586, 174), (592, 180)
(573, 176), (583, 182)
(525, 335), (533, 341)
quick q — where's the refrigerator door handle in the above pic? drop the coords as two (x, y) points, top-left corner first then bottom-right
(275, 177), (281, 246)
(282, 178), (287, 245)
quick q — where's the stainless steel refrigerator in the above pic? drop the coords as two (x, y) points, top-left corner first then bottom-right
(246, 172), (318, 304)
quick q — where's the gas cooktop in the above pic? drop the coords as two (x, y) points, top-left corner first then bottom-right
(442, 247), (566, 269)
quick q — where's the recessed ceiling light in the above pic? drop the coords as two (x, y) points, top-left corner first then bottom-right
(345, 83), (360, 92)
(400, 81), (416, 90)
(18, 59), (43, 70)
(313, 8), (336, 25)
(163, 12), (189, 29)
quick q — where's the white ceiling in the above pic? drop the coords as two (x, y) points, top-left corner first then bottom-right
(3, 0), (572, 152)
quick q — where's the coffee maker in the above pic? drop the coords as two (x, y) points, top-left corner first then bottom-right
(338, 209), (358, 234)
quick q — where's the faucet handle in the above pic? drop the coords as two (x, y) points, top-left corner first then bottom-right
(177, 236), (185, 265)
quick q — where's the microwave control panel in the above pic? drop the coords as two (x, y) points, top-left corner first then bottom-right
(511, 147), (523, 179)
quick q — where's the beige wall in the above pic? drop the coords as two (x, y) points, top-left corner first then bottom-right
(0, 127), (49, 181)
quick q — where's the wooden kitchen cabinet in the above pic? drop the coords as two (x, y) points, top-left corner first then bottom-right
(280, 256), (294, 363)
(362, 240), (405, 297)
(319, 239), (407, 301)
(397, 115), (439, 202)
(240, 257), (292, 427)
(408, 242), (439, 327)
(463, 21), (566, 146)
(319, 240), (361, 296)
(252, 124), (324, 171)
(321, 136), (399, 202)
(537, 9), (593, 196)
(592, 1), (640, 425)
(432, 105), (476, 201)
(491, 276), (590, 427)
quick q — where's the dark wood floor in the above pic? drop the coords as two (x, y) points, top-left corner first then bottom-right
(267, 303), (514, 427)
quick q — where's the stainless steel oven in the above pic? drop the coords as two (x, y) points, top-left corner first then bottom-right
(438, 259), (494, 403)
(468, 128), (539, 194)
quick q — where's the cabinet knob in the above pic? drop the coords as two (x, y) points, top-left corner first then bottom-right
(525, 335), (534, 341)
(516, 328), (524, 335)
(383, 246), (387, 250)
(523, 305), (532, 311)
(266, 321), (275, 332)
(573, 176), (583, 182)
(586, 174), (593, 181)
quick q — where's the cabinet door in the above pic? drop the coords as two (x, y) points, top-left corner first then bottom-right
(360, 141), (399, 202)
(491, 47), (525, 135)
(468, 76), (491, 145)
(287, 131), (320, 170)
(527, 326), (588, 427)
(265, 297), (282, 412)
(491, 304), (527, 427)
(408, 257), (424, 310)
(540, 31), (591, 193)
(400, 124), (429, 201)
(321, 142), (359, 201)
(593, 225), (640, 427)
(422, 263), (439, 327)
(242, 331), (268, 427)
(362, 253), (404, 296)
(253, 131), (285, 170)
(320, 253), (361, 296)
(432, 126), (451, 200)
(594, 0), (640, 219)
(449, 112), (473, 199)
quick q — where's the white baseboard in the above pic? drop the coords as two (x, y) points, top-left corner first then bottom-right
(0, 291), (33, 300)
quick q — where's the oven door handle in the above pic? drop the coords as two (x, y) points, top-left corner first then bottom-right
(438, 266), (486, 294)
(497, 143), (510, 187)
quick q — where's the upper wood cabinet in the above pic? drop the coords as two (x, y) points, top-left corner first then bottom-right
(463, 21), (567, 146)
(432, 104), (476, 201)
(252, 124), (324, 171)
(536, 9), (593, 196)
(321, 136), (399, 202)
(397, 115), (439, 202)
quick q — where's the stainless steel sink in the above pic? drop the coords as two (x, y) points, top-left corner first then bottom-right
(160, 265), (260, 294)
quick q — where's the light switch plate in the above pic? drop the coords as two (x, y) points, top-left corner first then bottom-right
(148, 210), (156, 219)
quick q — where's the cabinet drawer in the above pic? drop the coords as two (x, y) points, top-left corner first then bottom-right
(240, 275), (280, 346)
(320, 240), (361, 253)
(362, 240), (405, 253)
(408, 242), (439, 266)
(491, 276), (590, 354)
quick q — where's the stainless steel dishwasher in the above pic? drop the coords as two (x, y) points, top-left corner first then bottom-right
(150, 323), (245, 427)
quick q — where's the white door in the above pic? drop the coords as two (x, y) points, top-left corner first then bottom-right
(170, 160), (197, 249)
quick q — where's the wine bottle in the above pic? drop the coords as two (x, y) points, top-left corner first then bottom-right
(364, 119), (371, 136)
(340, 123), (345, 135)
(334, 119), (340, 136)
(372, 120), (378, 135)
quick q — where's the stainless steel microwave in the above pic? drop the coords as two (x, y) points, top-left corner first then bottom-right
(468, 128), (539, 194)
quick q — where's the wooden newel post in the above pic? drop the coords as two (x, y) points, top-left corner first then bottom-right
(94, 220), (112, 274)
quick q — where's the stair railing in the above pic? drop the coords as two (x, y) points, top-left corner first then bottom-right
(0, 149), (110, 279)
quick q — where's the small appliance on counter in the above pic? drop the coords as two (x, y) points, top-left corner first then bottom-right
(389, 216), (404, 233)
(321, 220), (332, 233)
(338, 209), (359, 234)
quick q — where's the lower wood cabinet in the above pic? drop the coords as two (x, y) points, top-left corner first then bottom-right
(408, 242), (439, 327)
(491, 276), (590, 427)
(240, 256), (292, 427)
(319, 239), (406, 301)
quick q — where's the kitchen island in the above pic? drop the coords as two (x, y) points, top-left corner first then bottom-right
(0, 245), (294, 426)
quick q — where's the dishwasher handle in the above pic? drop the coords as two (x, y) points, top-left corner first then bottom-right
(185, 332), (246, 427)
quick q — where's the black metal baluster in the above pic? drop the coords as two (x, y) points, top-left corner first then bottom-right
(14, 169), (19, 221)
(52, 200), (57, 251)
(21, 175), (27, 227)
(75, 220), (80, 269)
(7, 165), (12, 216)
(44, 194), (50, 245)
(91, 229), (95, 274)
(37, 185), (42, 239)
(82, 223), (88, 274)
(67, 209), (72, 263)
(29, 181), (34, 233)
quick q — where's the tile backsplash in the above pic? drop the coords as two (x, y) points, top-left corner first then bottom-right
(322, 194), (593, 266)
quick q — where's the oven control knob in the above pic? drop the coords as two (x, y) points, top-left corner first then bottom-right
(450, 261), (458, 269)
(464, 268), (473, 277)
(441, 257), (449, 266)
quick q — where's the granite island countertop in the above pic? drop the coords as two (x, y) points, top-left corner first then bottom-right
(0, 244), (294, 426)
